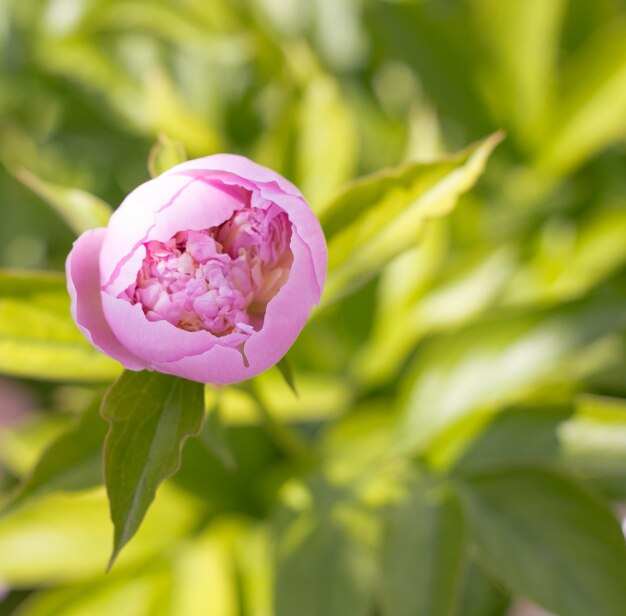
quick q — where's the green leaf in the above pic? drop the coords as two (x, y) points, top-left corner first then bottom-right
(398, 295), (626, 455)
(0, 486), (200, 586)
(101, 370), (205, 568)
(537, 17), (626, 176)
(380, 478), (465, 616)
(201, 392), (236, 471)
(12, 167), (112, 235)
(458, 467), (626, 616)
(458, 558), (510, 616)
(450, 404), (569, 475)
(558, 394), (626, 497)
(147, 134), (188, 178)
(320, 132), (503, 304)
(0, 269), (121, 381)
(275, 482), (376, 616)
(471, 0), (566, 152)
(276, 356), (298, 397)
(296, 71), (357, 209)
(2, 399), (107, 515)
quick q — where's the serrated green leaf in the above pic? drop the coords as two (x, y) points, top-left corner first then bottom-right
(0, 269), (121, 382)
(458, 468), (626, 616)
(380, 478), (465, 616)
(147, 134), (187, 178)
(12, 168), (112, 235)
(320, 132), (503, 303)
(101, 371), (205, 568)
(2, 399), (106, 516)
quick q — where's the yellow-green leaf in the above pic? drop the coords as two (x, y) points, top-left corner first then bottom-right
(12, 168), (112, 235)
(320, 132), (503, 304)
(0, 269), (120, 382)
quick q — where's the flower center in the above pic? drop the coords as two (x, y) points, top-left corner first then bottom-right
(121, 204), (293, 337)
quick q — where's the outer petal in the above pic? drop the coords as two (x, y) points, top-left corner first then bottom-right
(66, 229), (146, 371)
(152, 232), (319, 384)
(101, 176), (247, 296)
(164, 154), (302, 198)
(101, 294), (234, 365)
(256, 187), (327, 294)
(167, 165), (327, 295)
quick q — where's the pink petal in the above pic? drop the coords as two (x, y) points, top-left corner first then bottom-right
(256, 187), (327, 295)
(101, 293), (238, 365)
(100, 177), (247, 297)
(151, 232), (319, 384)
(66, 229), (146, 371)
(164, 154), (302, 198)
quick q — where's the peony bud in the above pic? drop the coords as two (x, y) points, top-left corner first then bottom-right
(66, 155), (327, 384)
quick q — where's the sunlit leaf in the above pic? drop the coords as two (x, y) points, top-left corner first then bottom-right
(0, 486), (200, 586)
(320, 132), (503, 303)
(147, 134), (187, 178)
(537, 17), (626, 176)
(472, 0), (566, 152)
(458, 468), (626, 616)
(398, 294), (626, 455)
(101, 371), (205, 568)
(356, 244), (516, 385)
(11, 167), (112, 235)
(2, 398), (106, 515)
(0, 269), (120, 382)
(558, 394), (626, 497)
(13, 563), (172, 616)
(380, 478), (465, 616)
(296, 71), (357, 209)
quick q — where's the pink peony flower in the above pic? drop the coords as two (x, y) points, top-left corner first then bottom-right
(66, 155), (327, 384)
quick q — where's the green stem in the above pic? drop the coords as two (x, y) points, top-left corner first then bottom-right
(245, 385), (315, 468)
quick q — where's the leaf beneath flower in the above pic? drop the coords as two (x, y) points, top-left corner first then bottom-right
(101, 370), (205, 569)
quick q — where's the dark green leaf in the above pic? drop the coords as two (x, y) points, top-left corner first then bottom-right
(380, 478), (465, 616)
(275, 482), (376, 616)
(101, 370), (205, 568)
(276, 357), (298, 396)
(458, 467), (626, 616)
(201, 396), (236, 471)
(458, 558), (510, 616)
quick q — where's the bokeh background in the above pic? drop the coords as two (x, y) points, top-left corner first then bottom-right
(1, 1), (626, 615)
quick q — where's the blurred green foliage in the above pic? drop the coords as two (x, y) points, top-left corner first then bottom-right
(2, 0), (626, 615)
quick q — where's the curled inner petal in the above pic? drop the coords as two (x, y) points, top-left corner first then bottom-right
(119, 203), (293, 340)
